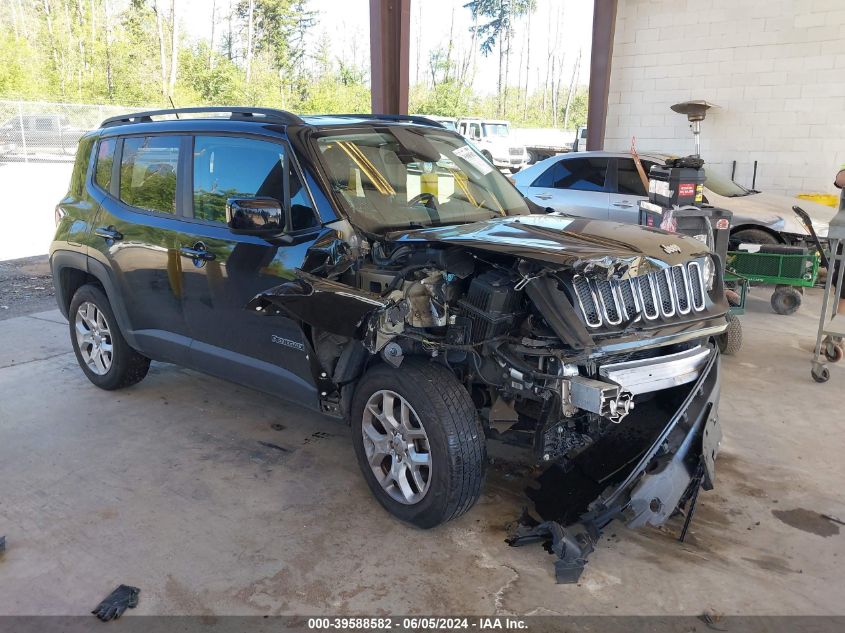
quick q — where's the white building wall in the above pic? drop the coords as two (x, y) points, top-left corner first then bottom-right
(605, 0), (845, 196)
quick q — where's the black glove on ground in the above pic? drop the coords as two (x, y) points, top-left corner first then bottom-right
(92, 584), (140, 621)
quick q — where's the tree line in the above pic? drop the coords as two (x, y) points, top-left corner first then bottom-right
(0, 0), (587, 130)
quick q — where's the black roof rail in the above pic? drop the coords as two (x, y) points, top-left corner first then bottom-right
(100, 106), (305, 128)
(325, 113), (447, 129)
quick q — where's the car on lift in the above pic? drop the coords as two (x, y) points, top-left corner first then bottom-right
(51, 108), (727, 580)
(512, 151), (837, 246)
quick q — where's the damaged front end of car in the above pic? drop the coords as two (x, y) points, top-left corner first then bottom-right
(248, 214), (728, 581)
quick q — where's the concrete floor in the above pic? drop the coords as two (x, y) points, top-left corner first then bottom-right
(0, 290), (843, 616)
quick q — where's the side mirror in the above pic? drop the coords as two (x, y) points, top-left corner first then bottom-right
(226, 197), (285, 238)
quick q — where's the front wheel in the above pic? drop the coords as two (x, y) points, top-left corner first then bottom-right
(351, 359), (486, 529)
(717, 313), (743, 355)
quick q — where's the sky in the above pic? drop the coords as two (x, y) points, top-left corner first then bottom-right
(181, 0), (593, 96)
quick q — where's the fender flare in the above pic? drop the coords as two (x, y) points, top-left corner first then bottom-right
(50, 249), (140, 350)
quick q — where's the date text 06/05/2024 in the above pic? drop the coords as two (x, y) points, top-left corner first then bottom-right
(306, 617), (528, 630)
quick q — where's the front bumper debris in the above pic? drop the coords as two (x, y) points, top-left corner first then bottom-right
(508, 346), (722, 583)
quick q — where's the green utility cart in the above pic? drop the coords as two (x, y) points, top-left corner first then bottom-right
(726, 245), (821, 315)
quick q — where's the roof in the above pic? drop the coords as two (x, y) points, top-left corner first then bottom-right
(100, 107), (447, 131)
(553, 150), (677, 161)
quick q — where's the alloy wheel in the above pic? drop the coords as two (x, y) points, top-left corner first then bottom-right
(362, 389), (432, 505)
(75, 301), (113, 375)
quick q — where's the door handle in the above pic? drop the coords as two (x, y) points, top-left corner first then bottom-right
(179, 242), (216, 264)
(612, 202), (633, 208)
(95, 226), (123, 241)
(535, 194), (552, 200)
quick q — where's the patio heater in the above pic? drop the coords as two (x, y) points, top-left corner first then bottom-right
(670, 100), (717, 158)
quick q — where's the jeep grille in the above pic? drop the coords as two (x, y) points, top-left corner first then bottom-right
(572, 262), (707, 329)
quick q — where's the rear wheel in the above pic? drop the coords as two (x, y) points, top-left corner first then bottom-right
(731, 228), (779, 247)
(69, 284), (150, 390)
(770, 286), (802, 315)
(351, 359), (486, 528)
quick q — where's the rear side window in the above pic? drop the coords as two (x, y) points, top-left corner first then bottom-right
(119, 136), (180, 214)
(95, 139), (116, 192)
(551, 158), (608, 192)
(193, 135), (317, 230)
(531, 163), (557, 188)
(68, 135), (96, 197)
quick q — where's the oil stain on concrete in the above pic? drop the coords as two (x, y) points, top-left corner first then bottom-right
(771, 508), (842, 537)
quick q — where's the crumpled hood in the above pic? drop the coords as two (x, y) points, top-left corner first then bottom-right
(387, 214), (712, 275)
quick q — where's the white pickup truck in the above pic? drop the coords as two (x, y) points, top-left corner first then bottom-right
(456, 118), (529, 172)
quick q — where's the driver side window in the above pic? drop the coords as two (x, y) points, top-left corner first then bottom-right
(192, 135), (318, 230)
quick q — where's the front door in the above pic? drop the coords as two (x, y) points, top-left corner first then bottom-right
(178, 134), (323, 406)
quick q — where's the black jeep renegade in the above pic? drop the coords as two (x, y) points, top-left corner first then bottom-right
(52, 108), (726, 569)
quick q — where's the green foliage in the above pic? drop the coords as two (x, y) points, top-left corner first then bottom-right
(0, 0), (586, 131)
(464, 0), (536, 56)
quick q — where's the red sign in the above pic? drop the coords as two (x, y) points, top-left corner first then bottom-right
(716, 218), (730, 230)
(679, 183), (695, 197)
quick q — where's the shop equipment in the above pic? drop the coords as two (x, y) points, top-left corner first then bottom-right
(809, 192), (845, 383)
(726, 245), (820, 315)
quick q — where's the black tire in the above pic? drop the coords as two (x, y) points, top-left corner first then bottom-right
(730, 228), (779, 247)
(69, 284), (150, 390)
(717, 314), (743, 355)
(770, 286), (802, 315)
(351, 359), (486, 529)
(812, 366), (830, 383)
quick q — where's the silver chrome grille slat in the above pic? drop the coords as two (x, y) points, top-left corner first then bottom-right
(673, 266), (691, 315)
(688, 262), (705, 310)
(574, 261), (708, 329)
(637, 276), (659, 320)
(573, 275), (603, 327)
(656, 269), (676, 317)
(596, 280), (622, 325)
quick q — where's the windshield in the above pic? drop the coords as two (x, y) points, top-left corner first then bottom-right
(705, 171), (754, 197)
(313, 127), (530, 233)
(482, 123), (509, 138)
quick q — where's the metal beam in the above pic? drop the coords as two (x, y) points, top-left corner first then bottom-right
(587, 0), (618, 151)
(369, 0), (411, 115)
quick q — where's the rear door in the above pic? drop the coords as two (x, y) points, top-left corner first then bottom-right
(522, 156), (610, 218)
(177, 134), (323, 405)
(608, 157), (656, 223)
(88, 133), (193, 364)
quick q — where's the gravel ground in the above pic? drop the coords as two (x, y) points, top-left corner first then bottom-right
(0, 255), (57, 320)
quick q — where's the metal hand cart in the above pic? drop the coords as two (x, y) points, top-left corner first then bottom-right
(806, 194), (845, 383)
(725, 246), (820, 315)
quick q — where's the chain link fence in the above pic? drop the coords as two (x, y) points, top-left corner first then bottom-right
(0, 100), (140, 163)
